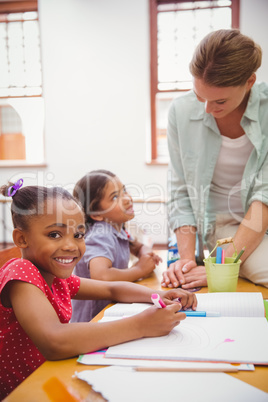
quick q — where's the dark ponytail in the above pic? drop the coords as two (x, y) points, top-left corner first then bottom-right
(1, 180), (81, 230)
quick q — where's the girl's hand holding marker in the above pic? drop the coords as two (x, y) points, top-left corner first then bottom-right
(139, 290), (197, 335)
(151, 293), (220, 317)
(151, 293), (167, 308)
(151, 290), (197, 313)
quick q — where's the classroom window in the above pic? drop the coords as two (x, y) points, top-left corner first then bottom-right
(149, 0), (240, 163)
(0, 1), (45, 166)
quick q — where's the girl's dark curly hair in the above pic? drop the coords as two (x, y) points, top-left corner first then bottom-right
(73, 170), (116, 227)
(0, 182), (81, 230)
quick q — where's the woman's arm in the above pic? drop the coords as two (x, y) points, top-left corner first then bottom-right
(162, 226), (196, 288)
(167, 102), (197, 233)
(226, 200), (268, 261)
(175, 226), (197, 261)
(161, 226), (207, 289)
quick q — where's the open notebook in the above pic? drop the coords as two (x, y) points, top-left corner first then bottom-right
(102, 293), (268, 364)
(101, 292), (265, 318)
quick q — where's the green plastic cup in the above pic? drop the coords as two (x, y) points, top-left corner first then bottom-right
(204, 257), (241, 292)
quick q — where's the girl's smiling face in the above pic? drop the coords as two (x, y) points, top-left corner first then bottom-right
(18, 198), (86, 286)
(92, 176), (134, 231)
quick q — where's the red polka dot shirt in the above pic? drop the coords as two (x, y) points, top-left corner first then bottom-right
(0, 258), (80, 399)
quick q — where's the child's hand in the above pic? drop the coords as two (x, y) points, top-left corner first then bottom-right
(138, 304), (186, 337)
(159, 289), (197, 311)
(138, 246), (162, 266)
(134, 253), (156, 277)
(150, 252), (162, 265)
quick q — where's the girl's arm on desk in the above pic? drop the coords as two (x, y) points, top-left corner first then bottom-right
(90, 240), (162, 283)
(90, 240), (162, 282)
(129, 240), (162, 265)
(8, 279), (196, 361)
(90, 254), (157, 282)
(75, 278), (196, 307)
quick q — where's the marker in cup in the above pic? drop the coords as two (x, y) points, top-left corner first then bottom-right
(233, 247), (246, 263)
(216, 247), (222, 264)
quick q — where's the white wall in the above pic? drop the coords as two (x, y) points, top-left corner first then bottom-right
(39, 0), (163, 190)
(239, 0), (268, 82)
(1, 0), (268, 244)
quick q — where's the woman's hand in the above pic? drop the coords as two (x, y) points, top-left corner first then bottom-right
(180, 266), (207, 289)
(161, 259), (207, 289)
(161, 258), (196, 287)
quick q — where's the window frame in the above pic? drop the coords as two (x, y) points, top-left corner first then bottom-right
(0, 1), (37, 14)
(0, 0), (45, 167)
(149, 0), (240, 162)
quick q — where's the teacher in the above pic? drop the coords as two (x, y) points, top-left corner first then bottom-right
(162, 29), (268, 290)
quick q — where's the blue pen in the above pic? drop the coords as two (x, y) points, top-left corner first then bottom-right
(216, 247), (222, 264)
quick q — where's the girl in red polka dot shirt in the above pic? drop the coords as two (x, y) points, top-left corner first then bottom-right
(0, 179), (197, 398)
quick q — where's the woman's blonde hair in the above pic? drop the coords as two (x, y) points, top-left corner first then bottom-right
(189, 29), (262, 87)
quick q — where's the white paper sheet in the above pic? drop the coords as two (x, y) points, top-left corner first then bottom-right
(76, 367), (268, 402)
(77, 351), (254, 371)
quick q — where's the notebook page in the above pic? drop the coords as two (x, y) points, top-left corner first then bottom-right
(106, 317), (268, 364)
(103, 293), (264, 319)
(195, 292), (264, 317)
(103, 303), (150, 317)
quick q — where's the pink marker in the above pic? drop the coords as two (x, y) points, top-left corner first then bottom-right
(151, 293), (166, 308)
(221, 249), (225, 264)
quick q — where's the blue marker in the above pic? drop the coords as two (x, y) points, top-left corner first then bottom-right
(183, 310), (220, 317)
(216, 247), (223, 264)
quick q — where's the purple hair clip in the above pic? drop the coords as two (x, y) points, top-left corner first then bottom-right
(7, 178), (24, 197)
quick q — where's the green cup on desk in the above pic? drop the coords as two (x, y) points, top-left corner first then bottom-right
(204, 237), (242, 292)
(204, 256), (241, 292)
